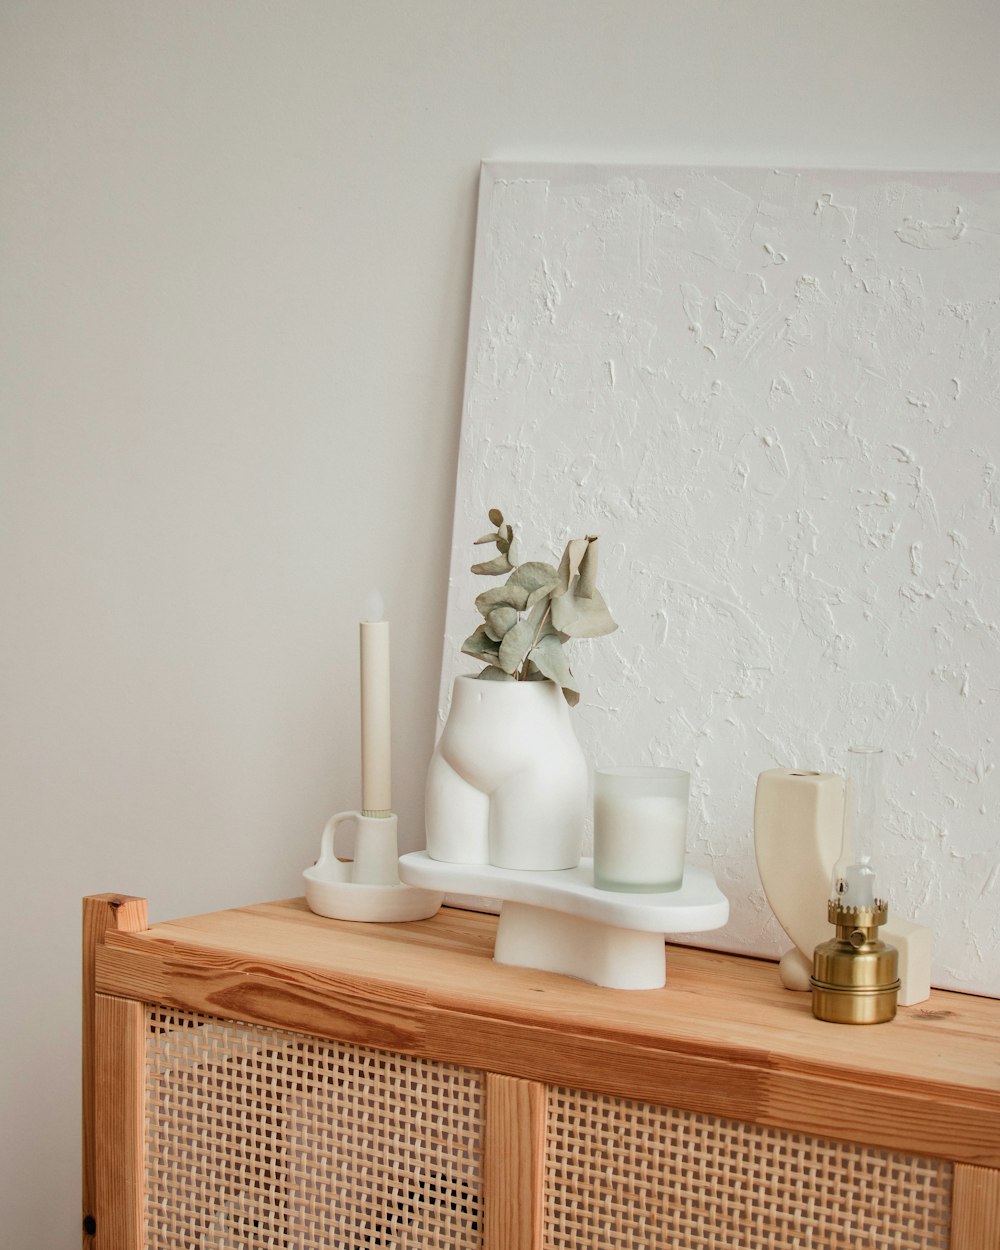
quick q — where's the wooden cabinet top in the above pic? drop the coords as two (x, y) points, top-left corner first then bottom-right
(95, 898), (1000, 1168)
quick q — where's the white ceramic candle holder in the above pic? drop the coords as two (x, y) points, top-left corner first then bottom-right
(304, 812), (443, 923)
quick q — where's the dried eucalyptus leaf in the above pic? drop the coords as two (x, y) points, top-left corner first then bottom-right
(496, 536), (510, 555)
(529, 633), (576, 688)
(508, 561), (559, 595)
(488, 507), (504, 527)
(461, 626), (503, 666)
(551, 585), (619, 638)
(473, 532), (499, 545)
(485, 605), (518, 641)
(498, 615), (537, 674)
(556, 537), (591, 595)
(461, 625), (496, 653)
(477, 665), (515, 682)
(506, 537), (521, 566)
(471, 552), (513, 576)
(525, 579), (559, 610)
(577, 536), (600, 598)
(524, 596), (558, 638)
(522, 595), (555, 635)
(508, 600), (558, 676)
(475, 581), (529, 615)
(530, 635), (581, 705)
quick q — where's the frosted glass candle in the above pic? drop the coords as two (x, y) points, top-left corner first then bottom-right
(593, 767), (690, 893)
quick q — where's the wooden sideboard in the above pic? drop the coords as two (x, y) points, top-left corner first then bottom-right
(84, 894), (1000, 1249)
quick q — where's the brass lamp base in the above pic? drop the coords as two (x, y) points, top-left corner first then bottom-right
(811, 900), (900, 1025)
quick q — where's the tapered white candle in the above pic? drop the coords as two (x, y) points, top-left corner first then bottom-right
(360, 590), (391, 815)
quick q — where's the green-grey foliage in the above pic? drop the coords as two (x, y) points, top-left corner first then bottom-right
(460, 508), (618, 706)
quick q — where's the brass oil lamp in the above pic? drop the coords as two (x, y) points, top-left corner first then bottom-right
(811, 746), (900, 1025)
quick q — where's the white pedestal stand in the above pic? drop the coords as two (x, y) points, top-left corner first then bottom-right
(398, 853), (729, 990)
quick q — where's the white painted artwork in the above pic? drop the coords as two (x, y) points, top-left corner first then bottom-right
(438, 162), (1000, 995)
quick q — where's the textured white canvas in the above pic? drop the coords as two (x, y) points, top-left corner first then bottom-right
(439, 162), (1000, 995)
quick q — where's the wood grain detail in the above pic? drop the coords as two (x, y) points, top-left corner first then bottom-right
(952, 1164), (1000, 1250)
(94, 993), (145, 1250)
(83, 895), (147, 1249)
(94, 903), (1000, 1168)
(485, 1075), (546, 1250)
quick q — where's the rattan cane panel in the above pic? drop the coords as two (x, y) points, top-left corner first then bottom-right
(144, 1008), (482, 1250)
(544, 1087), (953, 1250)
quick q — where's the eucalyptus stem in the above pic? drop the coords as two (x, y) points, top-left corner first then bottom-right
(464, 507), (617, 706)
(517, 602), (552, 680)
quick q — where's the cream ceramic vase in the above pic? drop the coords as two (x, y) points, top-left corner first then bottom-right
(753, 767), (932, 1005)
(425, 674), (587, 870)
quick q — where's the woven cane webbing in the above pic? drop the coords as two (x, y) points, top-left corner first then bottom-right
(144, 1008), (483, 1250)
(544, 1087), (953, 1250)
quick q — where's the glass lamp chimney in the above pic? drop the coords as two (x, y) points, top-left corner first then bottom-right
(831, 745), (884, 909)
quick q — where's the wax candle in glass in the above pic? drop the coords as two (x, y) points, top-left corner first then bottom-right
(593, 766), (690, 892)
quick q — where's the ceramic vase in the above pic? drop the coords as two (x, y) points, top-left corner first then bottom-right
(425, 673), (587, 870)
(753, 767), (931, 1004)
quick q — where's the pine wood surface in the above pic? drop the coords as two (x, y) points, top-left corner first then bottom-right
(484, 1075), (546, 1250)
(951, 1164), (1000, 1250)
(83, 895), (148, 1249)
(94, 993), (145, 1250)
(94, 898), (1000, 1167)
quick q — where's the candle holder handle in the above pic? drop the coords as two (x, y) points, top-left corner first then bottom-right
(318, 811), (362, 868)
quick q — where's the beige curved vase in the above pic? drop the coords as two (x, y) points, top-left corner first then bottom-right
(753, 768), (930, 1005)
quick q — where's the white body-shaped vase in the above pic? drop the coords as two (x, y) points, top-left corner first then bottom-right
(426, 674), (587, 870)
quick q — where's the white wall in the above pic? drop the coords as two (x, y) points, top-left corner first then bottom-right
(3, 2), (998, 1242)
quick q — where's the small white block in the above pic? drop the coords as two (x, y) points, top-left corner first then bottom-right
(883, 917), (933, 1006)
